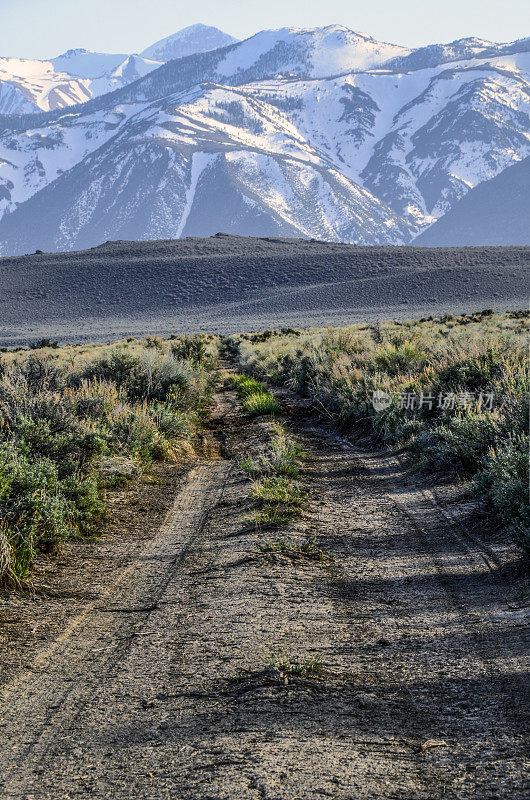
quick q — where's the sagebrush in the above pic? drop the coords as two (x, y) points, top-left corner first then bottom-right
(0, 335), (219, 582)
(233, 311), (529, 555)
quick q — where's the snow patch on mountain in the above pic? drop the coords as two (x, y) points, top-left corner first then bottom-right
(0, 51), (162, 112)
(175, 151), (217, 236)
(0, 57), (92, 112)
(0, 81), (36, 115)
(50, 49), (129, 78)
(142, 24), (238, 61)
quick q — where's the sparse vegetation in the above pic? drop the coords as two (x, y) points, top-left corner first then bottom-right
(229, 374), (282, 417)
(250, 474), (306, 525)
(251, 475), (306, 505)
(0, 335), (219, 584)
(269, 652), (325, 678)
(236, 412), (307, 527)
(240, 422), (304, 478)
(229, 653), (325, 686)
(258, 535), (332, 562)
(233, 311), (529, 555)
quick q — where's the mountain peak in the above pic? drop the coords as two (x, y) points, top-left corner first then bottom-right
(178, 23), (225, 33)
(55, 48), (89, 59)
(141, 24), (238, 62)
(1, 26), (528, 253)
(321, 25), (374, 40)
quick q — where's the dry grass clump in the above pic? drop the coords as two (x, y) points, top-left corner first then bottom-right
(233, 311), (529, 555)
(240, 421), (304, 478)
(0, 335), (219, 583)
(238, 416), (306, 526)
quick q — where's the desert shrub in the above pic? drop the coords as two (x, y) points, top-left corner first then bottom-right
(29, 338), (59, 350)
(0, 443), (103, 576)
(419, 412), (500, 471)
(475, 435), (530, 555)
(233, 312), (529, 553)
(20, 355), (64, 393)
(171, 335), (209, 364)
(75, 348), (217, 406)
(106, 404), (160, 463)
(0, 336), (219, 581)
(154, 407), (195, 441)
(432, 348), (506, 393)
(372, 341), (427, 374)
(77, 351), (142, 390)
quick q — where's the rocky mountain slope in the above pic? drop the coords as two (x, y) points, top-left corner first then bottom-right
(415, 156), (530, 246)
(0, 26), (528, 254)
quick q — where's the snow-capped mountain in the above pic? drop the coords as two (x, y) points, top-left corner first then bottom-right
(0, 57), (93, 113)
(50, 49), (131, 78)
(0, 26), (528, 254)
(196, 25), (411, 79)
(0, 25), (237, 113)
(0, 51), (162, 113)
(117, 25), (411, 102)
(141, 24), (238, 61)
(382, 36), (527, 71)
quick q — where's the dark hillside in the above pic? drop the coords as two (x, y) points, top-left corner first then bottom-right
(0, 235), (527, 345)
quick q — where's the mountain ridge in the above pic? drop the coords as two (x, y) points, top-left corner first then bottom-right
(414, 156), (530, 246)
(0, 25), (528, 253)
(0, 24), (239, 113)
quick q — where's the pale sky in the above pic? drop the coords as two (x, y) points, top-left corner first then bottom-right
(1, 0), (529, 60)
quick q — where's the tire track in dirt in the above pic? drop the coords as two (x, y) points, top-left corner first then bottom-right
(0, 430), (234, 797)
(0, 388), (528, 799)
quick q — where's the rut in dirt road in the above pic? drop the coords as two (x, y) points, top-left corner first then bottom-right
(0, 387), (528, 799)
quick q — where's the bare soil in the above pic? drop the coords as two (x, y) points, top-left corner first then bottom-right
(0, 386), (528, 799)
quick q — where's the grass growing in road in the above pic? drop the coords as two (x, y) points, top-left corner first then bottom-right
(269, 652), (325, 678)
(242, 392), (282, 417)
(251, 475), (306, 525)
(259, 535), (333, 562)
(240, 422), (304, 478)
(233, 311), (530, 556)
(251, 476), (306, 507)
(229, 374), (282, 417)
(230, 653), (325, 686)
(238, 417), (307, 527)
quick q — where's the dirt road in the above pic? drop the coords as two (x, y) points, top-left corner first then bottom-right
(0, 389), (528, 799)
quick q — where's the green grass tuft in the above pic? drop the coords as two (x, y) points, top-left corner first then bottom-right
(269, 652), (325, 678)
(251, 476), (305, 505)
(241, 391), (282, 417)
(230, 373), (282, 417)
